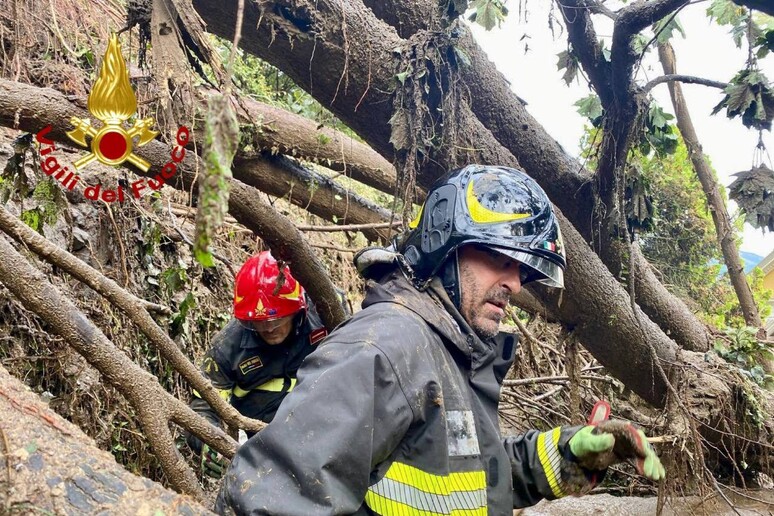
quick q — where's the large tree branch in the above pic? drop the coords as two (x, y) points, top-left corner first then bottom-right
(236, 97), (402, 198)
(611, 0), (689, 93)
(556, 0), (613, 105)
(234, 153), (395, 242)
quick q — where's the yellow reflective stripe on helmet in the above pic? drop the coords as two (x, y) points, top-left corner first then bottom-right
(537, 428), (566, 498)
(365, 461), (487, 515)
(466, 180), (529, 224)
(233, 378), (296, 398)
(191, 388), (232, 401)
(278, 280), (301, 300)
(409, 204), (424, 229)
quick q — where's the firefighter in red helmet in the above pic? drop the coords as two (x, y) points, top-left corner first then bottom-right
(186, 251), (348, 478)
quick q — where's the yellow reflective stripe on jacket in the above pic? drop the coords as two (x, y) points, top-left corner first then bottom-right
(232, 378), (297, 398)
(537, 428), (565, 498)
(192, 388), (232, 401)
(365, 461), (487, 515)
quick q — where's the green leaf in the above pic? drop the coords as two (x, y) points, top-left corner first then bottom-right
(395, 71), (409, 85)
(653, 16), (685, 44)
(470, 0), (506, 31)
(574, 94), (603, 122)
(452, 46), (472, 67)
(707, 0), (745, 26)
(20, 208), (42, 234)
(713, 70), (774, 130)
(728, 165), (774, 231)
(557, 50), (579, 85)
(631, 34), (650, 56)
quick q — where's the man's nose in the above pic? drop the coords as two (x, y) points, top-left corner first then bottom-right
(501, 265), (522, 294)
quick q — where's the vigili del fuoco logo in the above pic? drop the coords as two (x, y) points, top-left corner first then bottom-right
(35, 33), (190, 203)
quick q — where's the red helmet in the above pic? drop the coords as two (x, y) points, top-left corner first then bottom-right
(233, 251), (307, 321)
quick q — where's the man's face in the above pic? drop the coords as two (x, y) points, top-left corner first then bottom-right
(458, 245), (522, 339)
(242, 316), (295, 345)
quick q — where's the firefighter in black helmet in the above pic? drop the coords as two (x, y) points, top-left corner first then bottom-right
(216, 165), (664, 515)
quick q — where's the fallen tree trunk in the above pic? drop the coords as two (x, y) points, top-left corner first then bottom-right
(238, 98), (401, 198)
(0, 364), (213, 514)
(234, 153), (395, 242)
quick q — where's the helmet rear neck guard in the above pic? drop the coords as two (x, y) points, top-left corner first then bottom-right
(398, 165), (566, 298)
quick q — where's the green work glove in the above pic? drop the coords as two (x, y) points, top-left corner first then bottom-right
(201, 444), (228, 479)
(569, 420), (666, 481)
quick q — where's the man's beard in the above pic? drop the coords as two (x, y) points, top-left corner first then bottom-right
(465, 285), (510, 340)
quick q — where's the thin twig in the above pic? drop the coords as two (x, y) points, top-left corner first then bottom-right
(704, 465), (743, 516)
(296, 221), (402, 232)
(225, 0), (245, 93)
(718, 482), (774, 507)
(139, 300), (172, 316)
(502, 374), (615, 387)
(168, 205), (240, 226)
(532, 385), (564, 402)
(500, 389), (571, 423)
(309, 242), (358, 253)
(643, 74), (727, 93)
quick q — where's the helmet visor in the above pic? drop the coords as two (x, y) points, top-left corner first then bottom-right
(490, 247), (564, 289)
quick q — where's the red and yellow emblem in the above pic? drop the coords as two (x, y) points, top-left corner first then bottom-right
(67, 33), (158, 171)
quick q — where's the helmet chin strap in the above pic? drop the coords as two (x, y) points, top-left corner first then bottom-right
(438, 248), (462, 310)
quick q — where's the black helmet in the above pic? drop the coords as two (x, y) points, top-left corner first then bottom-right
(398, 165), (566, 300)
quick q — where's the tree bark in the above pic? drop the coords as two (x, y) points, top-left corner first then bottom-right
(658, 43), (763, 331)
(0, 364), (214, 514)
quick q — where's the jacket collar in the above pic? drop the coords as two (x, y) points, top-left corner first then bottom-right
(362, 269), (496, 367)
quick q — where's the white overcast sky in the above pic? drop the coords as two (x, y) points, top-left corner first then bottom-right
(469, 2), (774, 258)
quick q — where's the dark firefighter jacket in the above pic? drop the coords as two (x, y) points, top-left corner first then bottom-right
(186, 300), (330, 453)
(215, 267), (582, 515)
